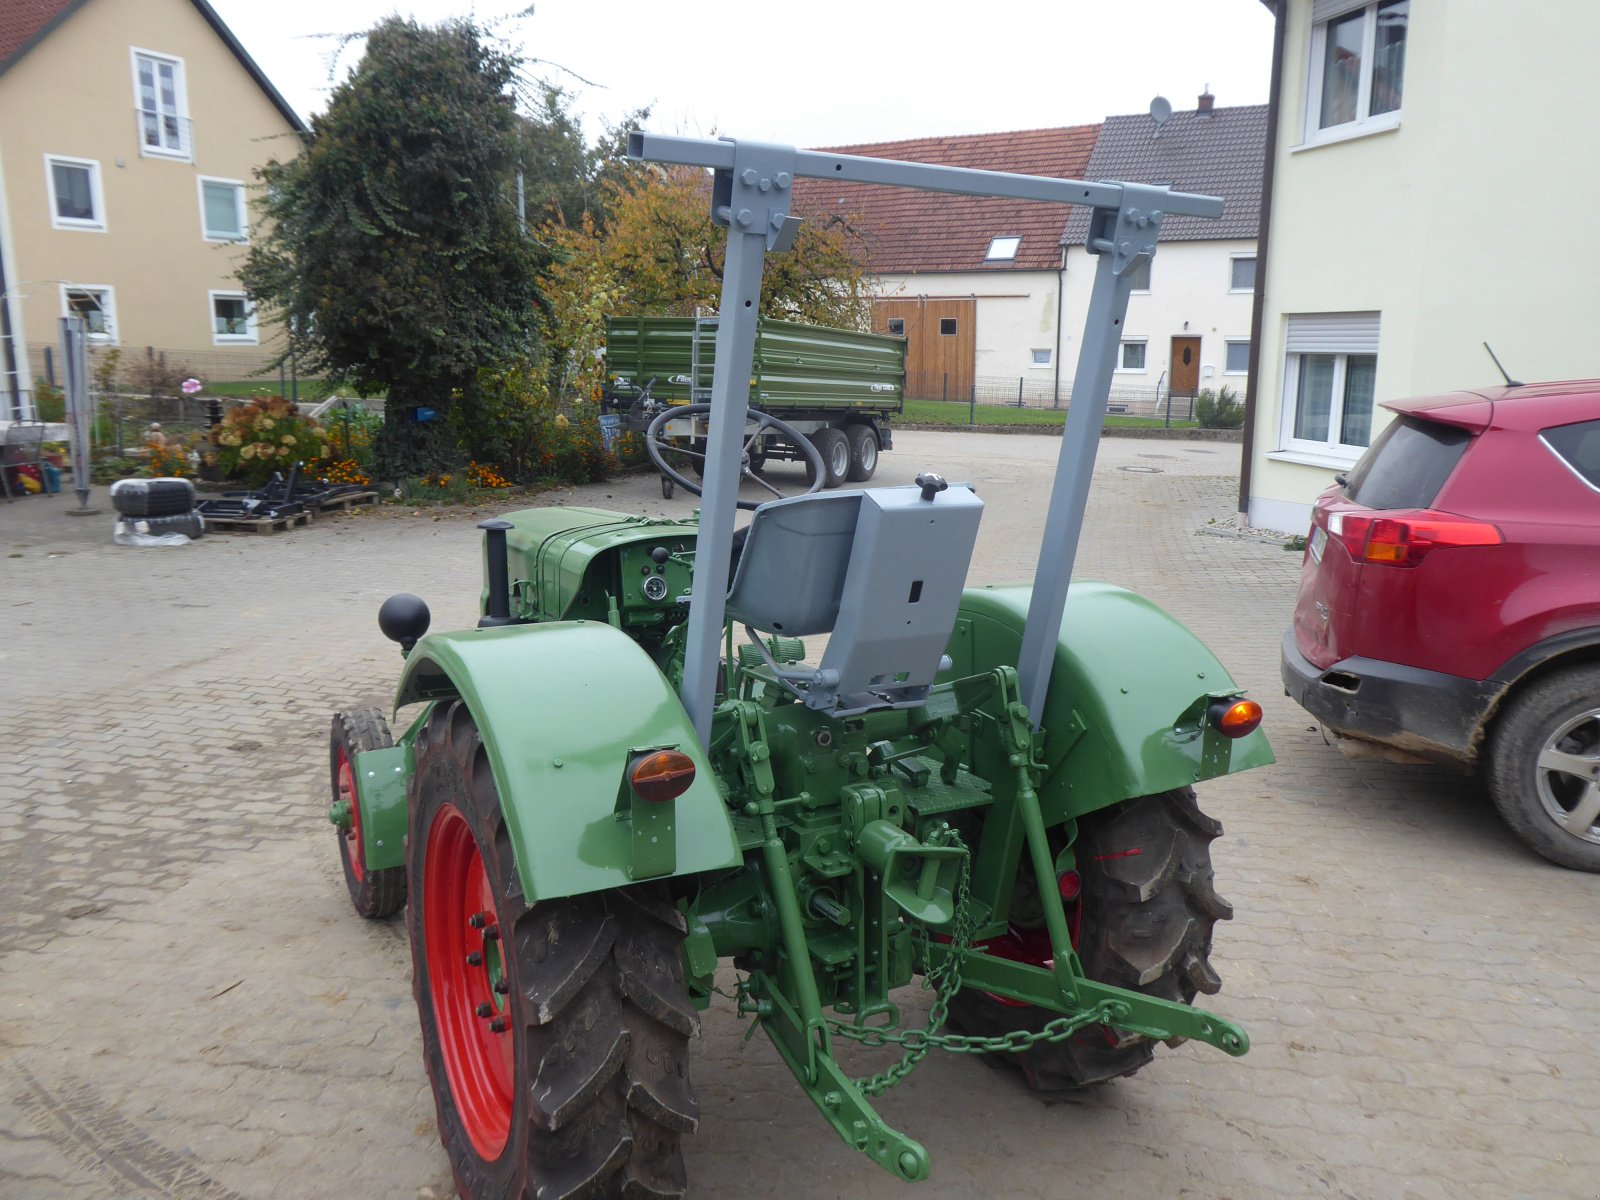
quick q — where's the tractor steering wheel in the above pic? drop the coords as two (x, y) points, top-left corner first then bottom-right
(645, 404), (827, 512)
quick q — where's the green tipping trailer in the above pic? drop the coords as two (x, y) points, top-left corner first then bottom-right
(604, 314), (905, 488)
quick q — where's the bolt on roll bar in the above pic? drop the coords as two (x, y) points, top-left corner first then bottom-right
(625, 132), (1223, 745)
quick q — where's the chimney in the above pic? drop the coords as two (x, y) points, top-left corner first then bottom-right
(1197, 86), (1215, 115)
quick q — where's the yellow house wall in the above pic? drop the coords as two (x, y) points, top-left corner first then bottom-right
(1248, 1), (1600, 531)
(0, 0), (299, 363)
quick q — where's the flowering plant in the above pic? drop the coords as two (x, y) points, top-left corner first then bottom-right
(213, 395), (329, 486)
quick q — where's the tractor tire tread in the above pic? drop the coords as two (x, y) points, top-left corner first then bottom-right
(330, 706), (405, 918)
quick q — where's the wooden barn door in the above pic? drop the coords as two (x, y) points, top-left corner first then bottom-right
(874, 297), (975, 401)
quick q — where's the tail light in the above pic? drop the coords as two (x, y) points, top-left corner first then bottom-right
(1208, 698), (1263, 739)
(629, 750), (696, 803)
(1327, 509), (1502, 567)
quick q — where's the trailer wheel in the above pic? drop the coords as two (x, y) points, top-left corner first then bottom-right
(844, 424), (879, 482)
(410, 700), (698, 1200)
(811, 427), (850, 488)
(330, 708), (407, 918)
(947, 788), (1231, 1089)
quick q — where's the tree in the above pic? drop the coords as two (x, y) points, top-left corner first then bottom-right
(540, 165), (874, 400)
(242, 18), (541, 478)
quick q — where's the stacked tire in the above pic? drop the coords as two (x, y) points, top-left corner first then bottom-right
(110, 477), (205, 539)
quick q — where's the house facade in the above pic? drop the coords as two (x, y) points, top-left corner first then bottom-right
(793, 126), (1100, 404)
(0, 0), (305, 419)
(1243, 0), (1600, 532)
(1061, 99), (1265, 415)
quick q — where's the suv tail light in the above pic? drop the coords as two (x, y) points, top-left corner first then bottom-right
(1327, 509), (1502, 567)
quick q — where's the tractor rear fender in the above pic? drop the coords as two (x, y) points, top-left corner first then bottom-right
(392, 620), (741, 902)
(947, 583), (1274, 825)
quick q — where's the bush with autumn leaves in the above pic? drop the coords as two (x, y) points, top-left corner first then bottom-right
(213, 396), (332, 486)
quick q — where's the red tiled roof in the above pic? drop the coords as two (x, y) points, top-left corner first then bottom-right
(0, 0), (82, 73)
(792, 125), (1100, 274)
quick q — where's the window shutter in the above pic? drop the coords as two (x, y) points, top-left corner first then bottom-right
(1285, 312), (1380, 354)
(1312, 0), (1369, 23)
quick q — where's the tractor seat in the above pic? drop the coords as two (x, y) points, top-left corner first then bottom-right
(725, 478), (984, 713)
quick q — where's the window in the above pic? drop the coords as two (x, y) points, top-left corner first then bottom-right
(886, 318), (905, 336)
(939, 318), (958, 336)
(1124, 256), (1151, 292)
(1118, 340), (1147, 371)
(45, 156), (105, 231)
(1030, 349), (1052, 367)
(210, 291), (258, 343)
(1225, 341), (1251, 374)
(1344, 417), (1470, 508)
(984, 236), (1020, 262)
(1280, 312), (1381, 459)
(132, 49), (190, 159)
(1230, 256), (1256, 292)
(61, 285), (116, 342)
(199, 177), (246, 241)
(1306, 1), (1407, 142)
(1542, 420), (1600, 492)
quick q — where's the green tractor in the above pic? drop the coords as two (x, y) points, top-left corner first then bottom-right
(326, 134), (1273, 1197)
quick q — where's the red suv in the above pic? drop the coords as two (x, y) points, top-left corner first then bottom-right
(1282, 381), (1600, 871)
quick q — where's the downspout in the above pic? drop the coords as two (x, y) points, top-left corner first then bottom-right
(1237, 0), (1287, 526)
(1052, 244), (1066, 406)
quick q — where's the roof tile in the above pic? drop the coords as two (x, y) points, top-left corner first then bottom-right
(0, 0), (78, 73)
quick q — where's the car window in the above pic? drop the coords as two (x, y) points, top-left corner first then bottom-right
(1343, 416), (1472, 509)
(1541, 419), (1600, 490)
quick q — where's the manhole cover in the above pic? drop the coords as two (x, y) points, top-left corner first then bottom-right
(1120, 465), (1164, 474)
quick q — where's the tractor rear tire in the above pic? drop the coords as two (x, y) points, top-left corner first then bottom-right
(947, 788), (1232, 1090)
(330, 707), (406, 918)
(409, 700), (699, 1200)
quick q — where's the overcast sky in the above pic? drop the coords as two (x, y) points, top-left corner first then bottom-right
(208, 0), (1276, 148)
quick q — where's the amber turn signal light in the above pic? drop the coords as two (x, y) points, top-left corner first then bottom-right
(1207, 698), (1263, 739)
(630, 750), (696, 803)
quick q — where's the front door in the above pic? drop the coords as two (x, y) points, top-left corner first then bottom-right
(1170, 336), (1201, 399)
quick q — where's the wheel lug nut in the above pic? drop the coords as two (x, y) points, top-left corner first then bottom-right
(468, 913), (486, 929)
(490, 1018), (507, 1033)
(493, 979), (509, 994)
(476, 1003), (493, 1018)
(483, 925), (500, 941)
(466, 952), (482, 967)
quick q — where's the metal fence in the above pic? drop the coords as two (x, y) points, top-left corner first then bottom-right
(906, 369), (1199, 422)
(25, 341), (319, 403)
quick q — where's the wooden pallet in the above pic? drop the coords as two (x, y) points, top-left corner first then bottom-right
(204, 509), (313, 535)
(315, 490), (378, 512)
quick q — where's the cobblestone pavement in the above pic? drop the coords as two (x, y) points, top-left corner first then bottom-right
(2, 432), (1596, 1200)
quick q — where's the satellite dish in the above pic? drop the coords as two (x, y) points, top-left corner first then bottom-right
(1150, 96), (1173, 128)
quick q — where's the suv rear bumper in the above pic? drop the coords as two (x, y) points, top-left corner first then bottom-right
(1280, 631), (1500, 767)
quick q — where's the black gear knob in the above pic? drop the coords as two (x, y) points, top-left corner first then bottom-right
(378, 593), (431, 651)
(915, 472), (948, 502)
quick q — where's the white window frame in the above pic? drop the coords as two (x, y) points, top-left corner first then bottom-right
(197, 176), (248, 242)
(209, 290), (258, 344)
(984, 235), (1021, 263)
(131, 47), (191, 161)
(1275, 313), (1382, 466)
(1301, 1), (1407, 149)
(60, 284), (118, 343)
(44, 154), (107, 232)
(1229, 254), (1256, 293)
(1116, 339), (1148, 373)
(1224, 340), (1251, 375)
(1029, 348), (1052, 368)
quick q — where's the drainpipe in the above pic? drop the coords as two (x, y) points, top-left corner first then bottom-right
(1237, 0), (1287, 527)
(1052, 245), (1066, 406)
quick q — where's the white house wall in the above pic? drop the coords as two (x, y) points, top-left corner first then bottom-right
(1061, 238), (1256, 402)
(873, 270), (1063, 384)
(1249, 0), (1600, 533)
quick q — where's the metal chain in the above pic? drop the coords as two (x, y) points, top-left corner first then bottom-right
(825, 829), (1119, 1098)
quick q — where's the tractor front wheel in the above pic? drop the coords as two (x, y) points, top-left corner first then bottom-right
(408, 700), (699, 1200)
(948, 788), (1232, 1089)
(330, 707), (406, 918)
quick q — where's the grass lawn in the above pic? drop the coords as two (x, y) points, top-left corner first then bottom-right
(206, 379), (344, 402)
(901, 398), (1197, 430)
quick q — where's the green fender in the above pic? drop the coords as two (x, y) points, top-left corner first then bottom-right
(947, 583), (1274, 824)
(394, 620), (741, 902)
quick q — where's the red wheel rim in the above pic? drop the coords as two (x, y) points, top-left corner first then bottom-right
(336, 745), (364, 883)
(424, 803), (514, 1159)
(979, 881), (1083, 1009)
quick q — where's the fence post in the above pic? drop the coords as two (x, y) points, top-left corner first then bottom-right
(969, 382), (975, 426)
(43, 347), (54, 387)
(1164, 383), (1171, 430)
(942, 372), (948, 403)
(341, 399), (351, 461)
